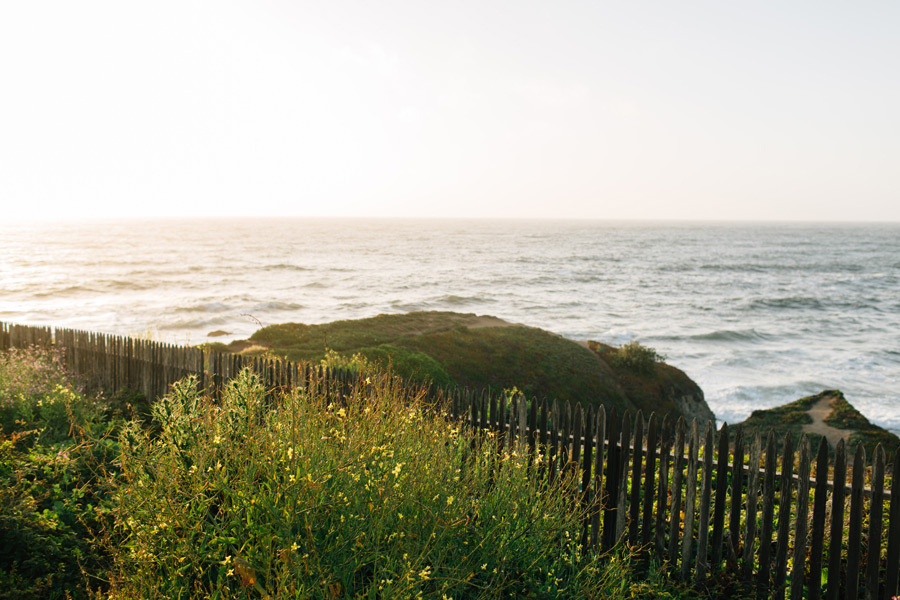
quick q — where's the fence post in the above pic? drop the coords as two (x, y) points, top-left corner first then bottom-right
(642, 412), (659, 550)
(569, 403), (583, 479)
(711, 423), (730, 569)
(846, 443), (867, 600)
(865, 445), (885, 600)
(548, 399), (558, 483)
(681, 418), (700, 580)
(885, 447), (900, 600)
(695, 421), (716, 583)
(580, 406), (594, 550)
(616, 410), (633, 541)
(791, 436), (811, 600)
(729, 425), (745, 562)
(668, 417), (686, 567)
(743, 432), (762, 582)
(809, 436), (830, 600)
(825, 440), (847, 600)
(590, 405), (606, 550)
(758, 430), (778, 600)
(602, 406), (620, 551)
(773, 432), (795, 600)
(629, 410), (645, 545)
(655, 413), (674, 555)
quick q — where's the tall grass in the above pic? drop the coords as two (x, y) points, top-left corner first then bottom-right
(111, 370), (683, 599)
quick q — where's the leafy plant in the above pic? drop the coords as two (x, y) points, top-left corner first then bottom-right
(606, 341), (665, 375)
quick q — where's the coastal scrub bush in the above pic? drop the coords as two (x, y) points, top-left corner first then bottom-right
(0, 348), (118, 600)
(607, 341), (665, 375)
(111, 369), (667, 599)
(0, 346), (103, 442)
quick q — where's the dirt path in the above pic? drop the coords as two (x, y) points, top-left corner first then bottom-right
(802, 392), (851, 447)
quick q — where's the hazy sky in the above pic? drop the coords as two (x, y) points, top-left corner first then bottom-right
(2, 1), (898, 221)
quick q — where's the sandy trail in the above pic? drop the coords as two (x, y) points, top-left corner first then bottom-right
(802, 392), (850, 447)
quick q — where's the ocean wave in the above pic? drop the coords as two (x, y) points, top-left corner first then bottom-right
(434, 294), (495, 306)
(687, 329), (774, 343)
(747, 297), (825, 311)
(96, 279), (156, 291)
(157, 316), (232, 330)
(251, 301), (305, 311)
(32, 285), (99, 298)
(174, 302), (232, 313)
(264, 263), (311, 272)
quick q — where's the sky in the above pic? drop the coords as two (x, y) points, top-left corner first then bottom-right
(1, 1), (899, 222)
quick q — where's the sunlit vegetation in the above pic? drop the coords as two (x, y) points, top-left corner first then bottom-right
(0, 347), (700, 599)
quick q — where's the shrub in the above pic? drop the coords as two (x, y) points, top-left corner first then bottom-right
(0, 346), (104, 443)
(607, 341), (665, 375)
(0, 348), (118, 600)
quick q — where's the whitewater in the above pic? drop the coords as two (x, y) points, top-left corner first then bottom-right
(1, 218), (898, 433)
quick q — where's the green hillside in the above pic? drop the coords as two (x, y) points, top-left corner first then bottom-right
(216, 311), (712, 420)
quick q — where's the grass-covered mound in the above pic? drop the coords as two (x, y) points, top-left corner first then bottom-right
(1, 346), (703, 600)
(216, 311), (710, 419)
(824, 391), (900, 455)
(735, 390), (900, 455)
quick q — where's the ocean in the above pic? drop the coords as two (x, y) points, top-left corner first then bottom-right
(1, 218), (898, 433)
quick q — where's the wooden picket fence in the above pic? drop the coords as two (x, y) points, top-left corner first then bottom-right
(2, 321), (899, 599)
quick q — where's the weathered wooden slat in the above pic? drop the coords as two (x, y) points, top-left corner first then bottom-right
(479, 389), (488, 432)
(743, 432), (762, 581)
(773, 432), (795, 600)
(681, 419), (700, 580)
(491, 392), (499, 432)
(528, 396), (538, 459)
(507, 395), (518, 447)
(668, 417), (686, 566)
(602, 406), (620, 551)
(580, 407), (594, 549)
(825, 439), (846, 600)
(809, 436), (830, 600)
(865, 445), (885, 600)
(791, 436), (811, 600)
(581, 406), (594, 497)
(569, 403), (583, 479)
(518, 396), (528, 450)
(616, 410), (633, 540)
(729, 425), (745, 561)
(711, 422), (730, 568)
(499, 392), (509, 453)
(629, 410), (645, 545)
(642, 413), (659, 550)
(695, 421), (715, 583)
(548, 399), (559, 483)
(846, 443), (867, 600)
(591, 405), (606, 550)
(885, 447), (900, 600)
(560, 400), (572, 469)
(538, 398), (549, 476)
(655, 413), (674, 555)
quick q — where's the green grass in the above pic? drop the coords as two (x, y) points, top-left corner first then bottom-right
(1, 346), (706, 600)
(735, 390), (900, 455)
(220, 311), (683, 415)
(825, 392), (900, 456)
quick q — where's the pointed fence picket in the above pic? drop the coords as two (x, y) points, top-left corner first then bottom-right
(4, 320), (900, 597)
